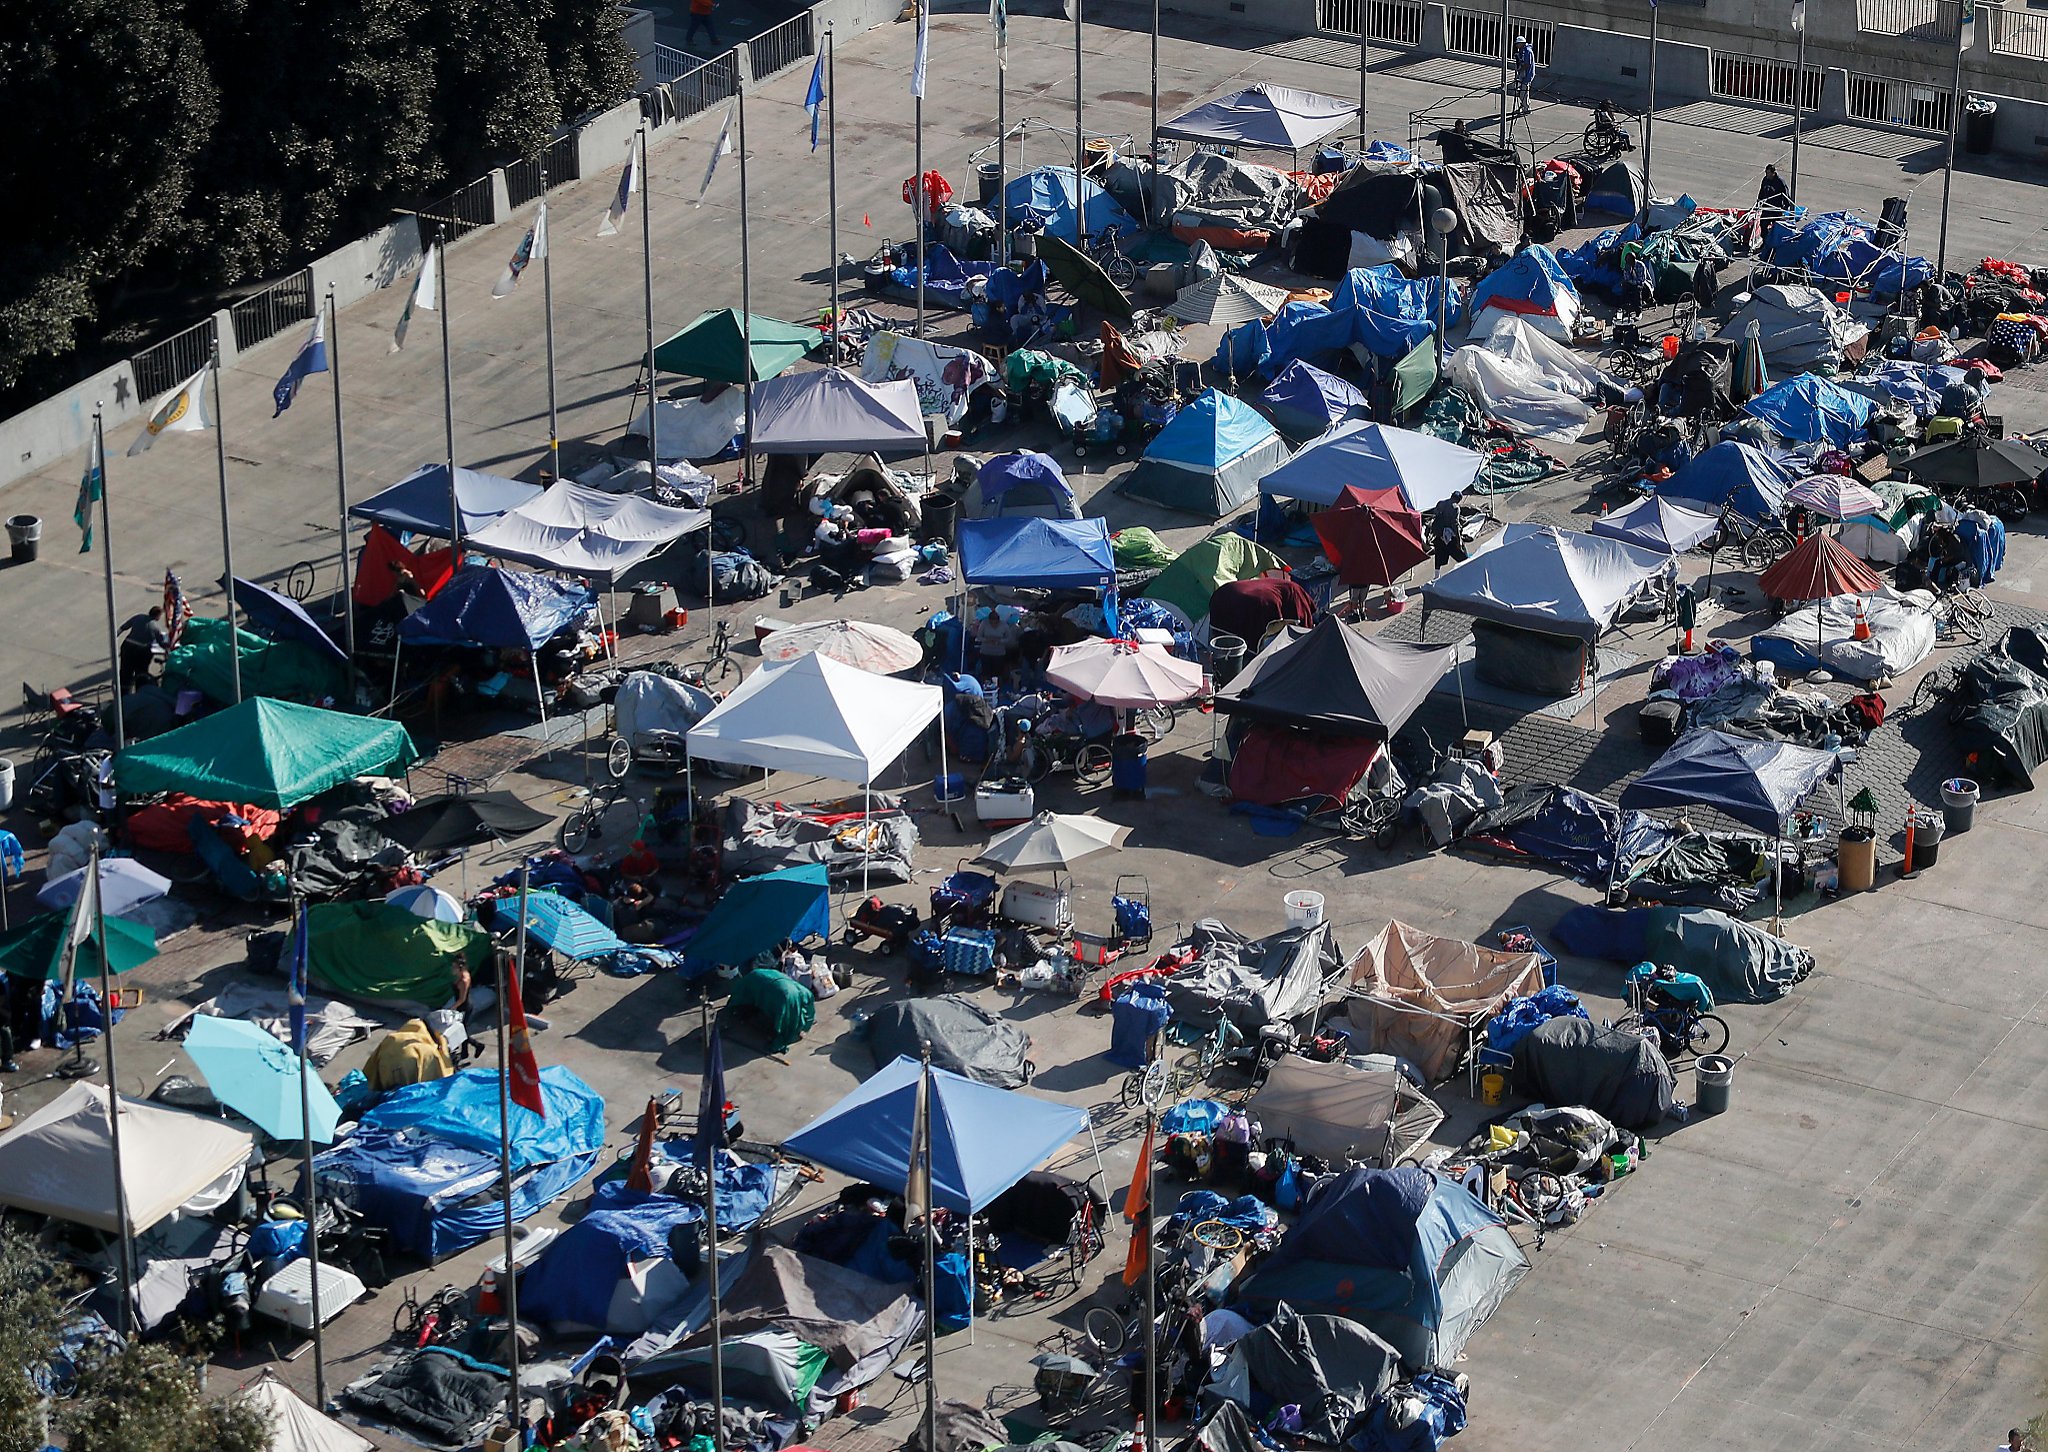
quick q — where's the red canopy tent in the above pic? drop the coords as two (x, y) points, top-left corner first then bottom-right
(1312, 485), (1428, 589)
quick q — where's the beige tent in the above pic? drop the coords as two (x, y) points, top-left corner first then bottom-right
(1247, 1056), (1446, 1166)
(0, 1081), (254, 1235)
(238, 1374), (373, 1452)
(1341, 921), (1545, 1086)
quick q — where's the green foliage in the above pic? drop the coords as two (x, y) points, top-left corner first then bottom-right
(0, 0), (636, 395)
(0, 1228), (75, 1452)
(62, 1343), (273, 1452)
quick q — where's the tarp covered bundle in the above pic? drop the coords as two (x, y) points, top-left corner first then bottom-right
(1724, 285), (1870, 374)
(1332, 266), (1463, 358)
(295, 899), (492, 1009)
(1161, 919), (1345, 1036)
(1158, 152), (1301, 243)
(114, 698), (419, 809)
(858, 995), (1033, 1087)
(467, 486), (708, 584)
(1657, 440), (1796, 520)
(1421, 524), (1666, 642)
(398, 567), (594, 649)
(1510, 1016), (1675, 1129)
(1209, 1304), (1402, 1445)
(1741, 373), (1876, 449)
(1117, 389), (1289, 518)
(1448, 314), (1613, 439)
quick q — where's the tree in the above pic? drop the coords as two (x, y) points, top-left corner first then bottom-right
(542, 0), (641, 123)
(62, 1343), (273, 1452)
(0, 1228), (74, 1452)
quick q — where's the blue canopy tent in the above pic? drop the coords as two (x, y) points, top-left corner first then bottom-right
(956, 517), (1115, 589)
(782, 1055), (1099, 1214)
(348, 464), (543, 541)
(1259, 418), (1482, 511)
(396, 567), (596, 725)
(1619, 727), (1840, 924)
(1003, 166), (1133, 239)
(975, 451), (1080, 520)
(226, 575), (349, 667)
(1257, 362), (1368, 443)
(683, 864), (831, 977)
(1656, 440), (1796, 521)
(496, 890), (629, 962)
(1117, 389), (1289, 518)
(1589, 494), (1721, 554)
(1237, 1166), (1527, 1368)
(310, 1065), (606, 1259)
(1741, 375), (1876, 450)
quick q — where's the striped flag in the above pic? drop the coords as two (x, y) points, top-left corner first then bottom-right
(72, 423), (103, 553)
(695, 102), (735, 207)
(126, 366), (213, 456)
(493, 201), (548, 298)
(272, 313), (329, 416)
(163, 569), (193, 647)
(912, 0), (930, 97)
(390, 243), (439, 352)
(598, 140), (638, 236)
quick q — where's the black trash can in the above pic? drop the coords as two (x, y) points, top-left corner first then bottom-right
(977, 162), (1002, 206)
(1966, 97), (1997, 156)
(5, 515), (41, 564)
(921, 492), (957, 545)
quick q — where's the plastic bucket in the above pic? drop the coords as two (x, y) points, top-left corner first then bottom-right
(1694, 1053), (1734, 1115)
(1941, 777), (1979, 835)
(1283, 890), (1325, 927)
(0, 758), (13, 812)
(1208, 633), (1248, 688)
(5, 515), (41, 564)
(1837, 825), (1875, 892)
(1480, 1071), (1506, 1107)
(934, 772), (967, 803)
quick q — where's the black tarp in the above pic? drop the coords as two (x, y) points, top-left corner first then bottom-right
(378, 792), (553, 855)
(1472, 619), (1586, 695)
(1440, 162), (1521, 253)
(720, 799), (918, 885)
(1955, 626), (2048, 789)
(859, 996), (1033, 1087)
(1214, 616), (1454, 740)
(1218, 1303), (1401, 1444)
(1619, 729), (1840, 835)
(1293, 167), (1432, 278)
(1510, 1016), (1675, 1130)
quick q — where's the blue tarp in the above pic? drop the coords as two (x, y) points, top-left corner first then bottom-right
(1257, 361), (1368, 442)
(1003, 166), (1132, 238)
(1212, 320), (1272, 377)
(782, 1055), (1088, 1213)
(1556, 223), (1640, 293)
(496, 890), (629, 961)
(957, 517), (1115, 589)
(1762, 211), (1932, 296)
(1842, 360), (1961, 420)
(316, 1066), (606, 1259)
(348, 464), (543, 542)
(975, 451), (1078, 518)
(1264, 302), (1359, 373)
(1741, 374), (1877, 449)
(1656, 440), (1796, 520)
(1331, 266), (1462, 358)
(1619, 728), (1839, 834)
(398, 567), (595, 650)
(1467, 245), (1578, 326)
(227, 576), (349, 666)
(683, 864), (831, 975)
(1588, 493), (1721, 554)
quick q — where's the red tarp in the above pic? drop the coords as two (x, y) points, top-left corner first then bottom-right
(1757, 531), (1883, 602)
(1228, 724), (1382, 808)
(1313, 485), (1429, 588)
(126, 794), (283, 854)
(1208, 576), (1317, 646)
(353, 523), (454, 608)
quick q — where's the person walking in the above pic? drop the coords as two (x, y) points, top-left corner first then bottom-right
(1512, 36), (1537, 116)
(1757, 163), (1792, 230)
(685, 0), (717, 52)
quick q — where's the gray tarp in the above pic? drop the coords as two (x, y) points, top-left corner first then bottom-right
(1440, 162), (1520, 253)
(860, 996), (1034, 1087)
(1158, 84), (1356, 151)
(1421, 524), (1667, 642)
(1246, 1057), (1444, 1167)
(615, 671), (718, 752)
(1723, 284), (1870, 374)
(1215, 617), (1456, 741)
(675, 1244), (923, 1374)
(720, 799), (918, 886)
(1164, 920), (1345, 1036)
(1158, 152), (1301, 233)
(1643, 907), (1815, 1002)
(1510, 1017), (1676, 1130)
(1209, 1304), (1400, 1445)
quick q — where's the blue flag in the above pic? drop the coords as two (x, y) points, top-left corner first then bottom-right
(288, 900), (309, 1056)
(272, 315), (329, 417)
(695, 1023), (726, 1172)
(804, 54), (825, 151)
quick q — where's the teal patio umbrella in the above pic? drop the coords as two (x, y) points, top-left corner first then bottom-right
(183, 1013), (342, 1143)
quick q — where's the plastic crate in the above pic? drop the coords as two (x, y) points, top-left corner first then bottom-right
(1500, 923), (1558, 988)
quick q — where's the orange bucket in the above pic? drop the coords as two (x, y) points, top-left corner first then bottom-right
(1660, 334), (1680, 359)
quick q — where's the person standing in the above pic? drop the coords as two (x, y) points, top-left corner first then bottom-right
(1432, 491), (1469, 574)
(118, 606), (168, 696)
(1512, 36), (1537, 116)
(685, 0), (716, 52)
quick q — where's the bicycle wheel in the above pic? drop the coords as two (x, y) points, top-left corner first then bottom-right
(701, 652), (740, 687)
(1083, 1305), (1127, 1358)
(1171, 1050), (1206, 1093)
(606, 737), (634, 779)
(1611, 1011), (1658, 1048)
(1909, 669), (1947, 715)
(1074, 743), (1113, 787)
(1102, 255), (1137, 288)
(284, 559), (318, 602)
(1743, 530), (1793, 569)
(1683, 1013), (1731, 1058)
(561, 805), (598, 854)
(1961, 586), (1996, 621)
(1136, 706), (1178, 742)
(1024, 744), (1055, 784)
(1190, 1219), (1244, 1253)
(1119, 1072), (1145, 1110)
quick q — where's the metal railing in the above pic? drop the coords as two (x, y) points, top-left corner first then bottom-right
(660, 52), (741, 122)
(651, 42), (712, 85)
(131, 317), (219, 402)
(1446, 11), (1553, 65)
(1989, 2), (2048, 60)
(228, 268), (315, 354)
(1856, 0), (1961, 40)
(748, 10), (814, 79)
(504, 134), (580, 209)
(1711, 53), (1824, 109)
(1315, 0), (1425, 45)
(1847, 70), (1956, 131)
(413, 174), (497, 242)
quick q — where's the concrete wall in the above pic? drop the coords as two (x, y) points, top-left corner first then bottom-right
(620, 5), (660, 82)
(1, 361), (141, 491)
(309, 219), (425, 314)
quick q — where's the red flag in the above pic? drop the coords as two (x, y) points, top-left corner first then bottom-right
(626, 1096), (659, 1192)
(506, 966), (546, 1117)
(1121, 1119), (1155, 1287)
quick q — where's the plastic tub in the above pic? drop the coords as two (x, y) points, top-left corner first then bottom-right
(1941, 777), (1979, 835)
(0, 758), (13, 811)
(1283, 890), (1325, 927)
(934, 772), (967, 803)
(1695, 1053), (1734, 1115)
(1480, 1071), (1506, 1107)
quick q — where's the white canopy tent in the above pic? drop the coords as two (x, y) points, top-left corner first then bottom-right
(686, 653), (945, 891)
(0, 1081), (254, 1235)
(751, 369), (926, 454)
(466, 483), (709, 585)
(1158, 84), (1357, 157)
(240, 1374), (374, 1452)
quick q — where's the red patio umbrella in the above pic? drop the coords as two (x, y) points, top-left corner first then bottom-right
(1756, 531), (1883, 602)
(1312, 485), (1429, 589)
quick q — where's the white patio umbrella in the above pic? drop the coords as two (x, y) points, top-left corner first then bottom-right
(1044, 639), (1204, 709)
(759, 618), (925, 675)
(385, 884), (466, 923)
(974, 811), (1130, 871)
(1164, 273), (1291, 326)
(1784, 474), (1886, 521)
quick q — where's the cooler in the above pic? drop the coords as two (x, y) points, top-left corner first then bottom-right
(999, 878), (1071, 932)
(254, 1257), (368, 1331)
(975, 780), (1035, 826)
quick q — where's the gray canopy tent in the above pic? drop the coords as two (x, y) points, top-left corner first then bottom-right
(1159, 84), (1358, 168)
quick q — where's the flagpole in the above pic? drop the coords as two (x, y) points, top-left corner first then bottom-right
(497, 868), (531, 1441)
(1074, 0), (1085, 248)
(325, 289), (356, 661)
(434, 227), (459, 556)
(210, 344), (242, 703)
(919, 1044), (937, 1452)
(1640, 1), (1658, 230)
(739, 73), (754, 468)
(292, 897), (328, 1408)
(827, 28), (840, 360)
(640, 124), (659, 472)
(92, 411), (125, 752)
(91, 847), (137, 1337)
(700, 994), (725, 1452)
(997, 41), (1008, 264)
(914, 63), (927, 336)
(541, 186), (560, 484)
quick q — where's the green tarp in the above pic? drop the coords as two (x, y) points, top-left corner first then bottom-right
(1004, 350), (1087, 396)
(0, 909), (157, 981)
(1139, 534), (1288, 621)
(653, 310), (817, 383)
(1111, 527), (1178, 571)
(295, 900), (491, 1009)
(167, 617), (348, 709)
(113, 698), (419, 810)
(724, 967), (815, 1053)
(1390, 336), (1437, 417)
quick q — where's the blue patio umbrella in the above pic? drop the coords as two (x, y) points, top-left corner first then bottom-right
(183, 1013), (342, 1143)
(503, 890), (627, 961)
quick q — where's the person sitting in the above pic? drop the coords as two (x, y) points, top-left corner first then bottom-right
(1621, 245), (1656, 314)
(1936, 366), (1989, 421)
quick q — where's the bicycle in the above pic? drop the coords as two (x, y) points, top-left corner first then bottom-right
(1170, 1017), (1248, 1093)
(1714, 503), (1797, 569)
(390, 1284), (470, 1348)
(1022, 727), (1113, 788)
(1133, 704), (1181, 742)
(1338, 789), (1402, 849)
(1613, 973), (1729, 1061)
(698, 615), (739, 687)
(1906, 657), (1973, 720)
(561, 780), (633, 854)
(1085, 230), (1138, 290)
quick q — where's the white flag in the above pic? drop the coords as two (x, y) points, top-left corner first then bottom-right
(390, 243), (439, 352)
(905, 1061), (932, 1221)
(58, 848), (100, 1004)
(991, 0), (1008, 67)
(694, 103), (735, 207)
(126, 365), (214, 456)
(492, 201), (548, 298)
(912, 0), (930, 98)
(598, 140), (638, 236)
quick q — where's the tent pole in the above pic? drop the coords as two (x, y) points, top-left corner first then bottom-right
(863, 775), (872, 897)
(701, 994), (726, 1452)
(391, 642), (402, 707)
(918, 1048), (938, 1452)
(1142, 1094), (1159, 1452)
(1455, 635), (1469, 730)
(533, 656), (550, 745)
(498, 867), (530, 1440)
(291, 894), (328, 1410)
(966, 1214), (976, 1346)
(92, 846), (136, 1338)
(1086, 1117), (1108, 1188)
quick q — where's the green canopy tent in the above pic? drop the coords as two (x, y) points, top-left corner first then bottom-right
(0, 909), (158, 982)
(166, 618), (349, 709)
(113, 698), (419, 811)
(1139, 533), (1288, 622)
(652, 310), (818, 383)
(291, 900), (491, 1010)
